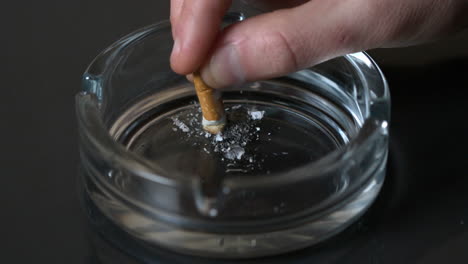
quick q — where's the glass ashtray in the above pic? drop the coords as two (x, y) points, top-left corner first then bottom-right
(76, 14), (390, 259)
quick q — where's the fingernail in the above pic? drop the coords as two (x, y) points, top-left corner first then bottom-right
(186, 73), (194, 83)
(201, 44), (245, 88)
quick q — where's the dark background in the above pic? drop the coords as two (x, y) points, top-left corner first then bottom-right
(0, 1), (467, 263)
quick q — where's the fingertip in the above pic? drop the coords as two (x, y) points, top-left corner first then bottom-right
(170, 51), (200, 75)
(170, 61), (193, 76)
(170, 40), (198, 75)
(170, 46), (183, 75)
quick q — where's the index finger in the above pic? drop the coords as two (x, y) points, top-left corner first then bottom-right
(170, 0), (184, 30)
(170, 0), (232, 75)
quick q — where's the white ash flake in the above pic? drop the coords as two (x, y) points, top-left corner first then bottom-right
(171, 117), (190, 132)
(249, 110), (265, 120)
(215, 134), (224, 142)
(224, 145), (245, 160)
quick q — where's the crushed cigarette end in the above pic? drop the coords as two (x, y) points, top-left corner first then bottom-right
(193, 72), (226, 134)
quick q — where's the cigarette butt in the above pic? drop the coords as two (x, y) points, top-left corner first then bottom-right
(193, 72), (226, 134)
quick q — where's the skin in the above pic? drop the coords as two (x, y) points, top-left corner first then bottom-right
(170, 0), (468, 88)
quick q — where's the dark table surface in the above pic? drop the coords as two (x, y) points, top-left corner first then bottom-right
(1, 1), (467, 263)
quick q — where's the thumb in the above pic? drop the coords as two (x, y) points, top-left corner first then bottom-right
(199, 0), (387, 88)
(201, 0), (467, 88)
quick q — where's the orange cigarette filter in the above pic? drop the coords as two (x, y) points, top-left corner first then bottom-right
(193, 72), (226, 134)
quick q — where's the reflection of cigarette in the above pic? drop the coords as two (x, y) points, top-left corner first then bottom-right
(193, 72), (226, 134)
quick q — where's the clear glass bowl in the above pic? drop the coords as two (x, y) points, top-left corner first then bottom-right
(76, 13), (390, 259)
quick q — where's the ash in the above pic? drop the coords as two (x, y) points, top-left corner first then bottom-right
(249, 110), (265, 120)
(170, 103), (265, 163)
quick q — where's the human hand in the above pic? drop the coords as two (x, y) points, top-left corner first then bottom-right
(170, 0), (467, 88)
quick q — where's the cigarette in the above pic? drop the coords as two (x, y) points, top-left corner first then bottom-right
(193, 72), (226, 134)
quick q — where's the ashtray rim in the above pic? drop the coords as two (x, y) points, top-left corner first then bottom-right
(76, 20), (390, 189)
